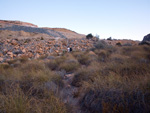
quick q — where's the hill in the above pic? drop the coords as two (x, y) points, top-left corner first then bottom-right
(0, 20), (85, 39)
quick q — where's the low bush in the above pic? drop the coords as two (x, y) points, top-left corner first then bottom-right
(0, 83), (67, 113)
(59, 59), (80, 73)
(0, 60), (68, 113)
(94, 40), (108, 49)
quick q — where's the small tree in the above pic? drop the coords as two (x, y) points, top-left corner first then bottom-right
(107, 37), (112, 40)
(86, 33), (93, 39)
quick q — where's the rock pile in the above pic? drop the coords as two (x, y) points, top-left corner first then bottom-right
(0, 37), (97, 63)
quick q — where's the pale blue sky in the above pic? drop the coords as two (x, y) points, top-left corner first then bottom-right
(0, 0), (150, 40)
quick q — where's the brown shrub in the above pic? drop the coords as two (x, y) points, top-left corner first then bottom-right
(59, 59), (80, 73)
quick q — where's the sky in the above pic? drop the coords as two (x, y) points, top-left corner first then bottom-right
(0, 0), (150, 41)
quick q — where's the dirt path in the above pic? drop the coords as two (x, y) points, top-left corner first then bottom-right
(61, 73), (82, 113)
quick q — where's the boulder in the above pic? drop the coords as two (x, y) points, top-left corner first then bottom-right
(143, 33), (150, 42)
(139, 33), (150, 45)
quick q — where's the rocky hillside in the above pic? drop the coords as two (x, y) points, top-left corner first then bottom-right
(0, 20), (38, 27)
(0, 20), (85, 39)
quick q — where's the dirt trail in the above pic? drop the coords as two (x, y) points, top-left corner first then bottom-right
(61, 73), (82, 113)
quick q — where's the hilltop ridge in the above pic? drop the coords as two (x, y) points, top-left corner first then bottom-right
(0, 20), (85, 39)
(0, 20), (38, 27)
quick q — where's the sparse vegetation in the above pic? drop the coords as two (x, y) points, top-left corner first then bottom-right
(0, 60), (68, 113)
(71, 45), (150, 113)
(0, 39), (150, 113)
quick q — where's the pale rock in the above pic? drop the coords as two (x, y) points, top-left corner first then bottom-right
(22, 49), (26, 53)
(28, 52), (33, 58)
(0, 57), (4, 62)
(11, 40), (18, 45)
(7, 52), (13, 58)
(35, 53), (40, 58)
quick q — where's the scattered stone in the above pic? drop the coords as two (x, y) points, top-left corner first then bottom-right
(7, 52), (13, 58)
(35, 53), (40, 59)
(13, 50), (23, 55)
(11, 39), (18, 45)
(0, 53), (3, 57)
(0, 57), (4, 62)
(22, 49), (26, 53)
(0, 37), (100, 63)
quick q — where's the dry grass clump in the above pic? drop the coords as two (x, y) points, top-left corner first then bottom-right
(59, 59), (80, 73)
(71, 45), (150, 113)
(94, 40), (109, 49)
(58, 53), (80, 73)
(0, 83), (67, 113)
(0, 60), (68, 113)
(73, 51), (95, 65)
(46, 56), (66, 70)
(80, 71), (150, 113)
(71, 62), (102, 87)
(76, 53), (91, 65)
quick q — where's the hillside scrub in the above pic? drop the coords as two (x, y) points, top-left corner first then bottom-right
(0, 44), (150, 113)
(80, 71), (150, 113)
(71, 45), (150, 113)
(0, 60), (68, 113)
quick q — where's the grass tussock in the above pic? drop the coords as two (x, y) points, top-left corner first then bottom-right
(71, 44), (150, 113)
(0, 60), (68, 113)
(0, 83), (67, 113)
(59, 59), (80, 73)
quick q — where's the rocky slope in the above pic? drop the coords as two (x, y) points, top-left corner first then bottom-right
(0, 20), (38, 28)
(0, 20), (85, 39)
(0, 37), (97, 63)
(0, 20), (140, 63)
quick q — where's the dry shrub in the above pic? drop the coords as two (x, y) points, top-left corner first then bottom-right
(79, 67), (150, 113)
(72, 51), (91, 65)
(46, 56), (66, 70)
(71, 63), (101, 87)
(97, 50), (111, 62)
(94, 40), (109, 49)
(108, 60), (150, 77)
(0, 60), (68, 113)
(121, 45), (141, 56)
(77, 53), (91, 65)
(59, 59), (80, 73)
(0, 65), (23, 81)
(78, 60), (150, 113)
(0, 84), (31, 113)
(0, 83), (67, 113)
(71, 45), (150, 113)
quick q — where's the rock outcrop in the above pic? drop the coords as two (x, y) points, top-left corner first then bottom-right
(139, 33), (150, 45)
(143, 33), (150, 42)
